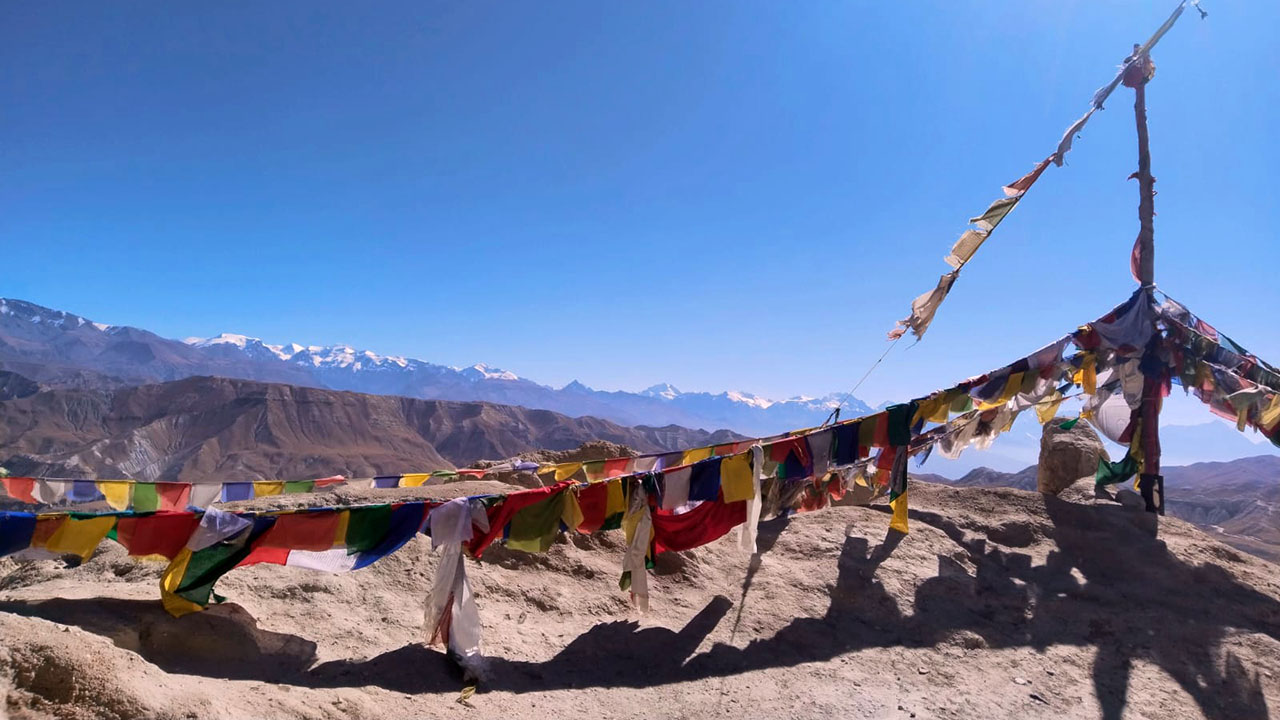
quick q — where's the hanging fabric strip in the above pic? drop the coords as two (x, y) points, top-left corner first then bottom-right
(620, 484), (653, 611)
(738, 444), (765, 554)
(888, 271), (959, 341)
(423, 498), (485, 675)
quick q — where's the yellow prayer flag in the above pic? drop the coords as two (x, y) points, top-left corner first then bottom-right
(97, 481), (132, 511)
(333, 510), (350, 545)
(681, 447), (713, 466)
(554, 463), (582, 482)
(400, 473), (430, 487)
(720, 452), (755, 503)
(45, 515), (116, 562)
(979, 372), (1024, 411)
(1261, 393), (1280, 428)
(160, 549), (205, 617)
(561, 491), (585, 532)
(913, 394), (949, 425)
(1082, 354), (1097, 395)
(1036, 392), (1066, 425)
(605, 478), (626, 518)
(254, 481), (285, 497)
(889, 491), (910, 534)
(1128, 419), (1145, 475)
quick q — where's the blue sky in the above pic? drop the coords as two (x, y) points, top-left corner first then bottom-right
(3, 1), (1276, 410)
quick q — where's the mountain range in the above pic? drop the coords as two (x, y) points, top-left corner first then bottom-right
(0, 370), (740, 483)
(916, 455), (1280, 563)
(0, 298), (867, 436)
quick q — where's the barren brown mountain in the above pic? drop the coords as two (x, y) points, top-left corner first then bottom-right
(0, 371), (741, 483)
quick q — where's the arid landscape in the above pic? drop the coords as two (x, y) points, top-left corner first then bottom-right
(1, 480), (1277, 719)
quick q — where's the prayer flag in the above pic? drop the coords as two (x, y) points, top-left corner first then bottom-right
(688, 457), (723, 502)
(1002, 157), (1052, 197)
(98, 481), (132, 511)
(651, 497), (746, 554)
(44, 515), (116, 562)
(969, 196), (1020, 232)
(2, 478), (37, 504)
(505, 492), (567, 553)
(115, 512), (201, 560)
(158, 483), (191, 511)
(681, 447), (713, 467)
(720, 452), (755, 503)
(0, 512), (37, 558)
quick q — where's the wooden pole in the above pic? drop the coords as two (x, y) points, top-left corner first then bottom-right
(1125, 45), (1163, 514)
(1132, 57), (1156, 287)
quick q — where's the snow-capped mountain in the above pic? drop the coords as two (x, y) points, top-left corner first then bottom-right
(0, 298), (870, 436)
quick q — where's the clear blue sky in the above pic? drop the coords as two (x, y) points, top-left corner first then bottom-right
(2, 1), (1276, 407)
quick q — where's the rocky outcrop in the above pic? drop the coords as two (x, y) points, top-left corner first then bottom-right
(1036, 417), (1109, 495)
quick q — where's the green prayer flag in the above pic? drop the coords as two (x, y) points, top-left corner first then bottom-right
(1096, 452), (1140, 487)
(600, 512), (624, 532)
(969, 196), (1020, 231)
(885, 402), (918, 446)
(133, 483), (159, 513)
(1058, 417), (1081, 430)
(506, 492), (566, 553)
(175, 534), (254, 607)
(345, 505), (393, 554)
(283, 481), (315, 494)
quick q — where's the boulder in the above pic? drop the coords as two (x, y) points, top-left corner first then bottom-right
(1036, 417), (1110, 495)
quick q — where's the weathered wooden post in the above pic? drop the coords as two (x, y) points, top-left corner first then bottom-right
(1123, 45), (1164, 514)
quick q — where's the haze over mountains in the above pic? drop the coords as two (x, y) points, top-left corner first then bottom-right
(0, 298), (866, 436)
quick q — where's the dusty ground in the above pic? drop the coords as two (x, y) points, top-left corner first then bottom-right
(0, 481), (1277, 719)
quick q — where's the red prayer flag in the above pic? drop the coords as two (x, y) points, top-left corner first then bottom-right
(239, 511), (341, 566)
(2, 477), (36, 504)
(116, 512), (200, 559)
(602, 457), (630, 478)
(573, 483), (608, 533)
(157, 483), (191, 511)
(1002, 157), (1052, 197)
(31, 517), (63, 547)
(874, 413), (890, 448)
(650, 497), (746, 554)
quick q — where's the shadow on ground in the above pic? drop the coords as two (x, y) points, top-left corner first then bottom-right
(3, 497), (1276, 718)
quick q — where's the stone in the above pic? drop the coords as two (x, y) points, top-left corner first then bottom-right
(1036, 417), (1110, 496)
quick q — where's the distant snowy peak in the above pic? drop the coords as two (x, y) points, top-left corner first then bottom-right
(190, 333), (297, 362)
(724, 390), (775, 409)
(0, 298), (107, 331)
(457, 363), (520, 382)
(187, 333), (421, 369)
(642, 383), (681, 400)
(640, 384), (864, 414)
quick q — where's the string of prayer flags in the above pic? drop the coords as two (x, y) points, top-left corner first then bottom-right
(889, 154), (1053, 341)
(891, 2), (1197, 343)
(0, 474), (350, 512)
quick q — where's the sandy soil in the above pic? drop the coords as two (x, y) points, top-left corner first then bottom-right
(1, 481), (1277, 719)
